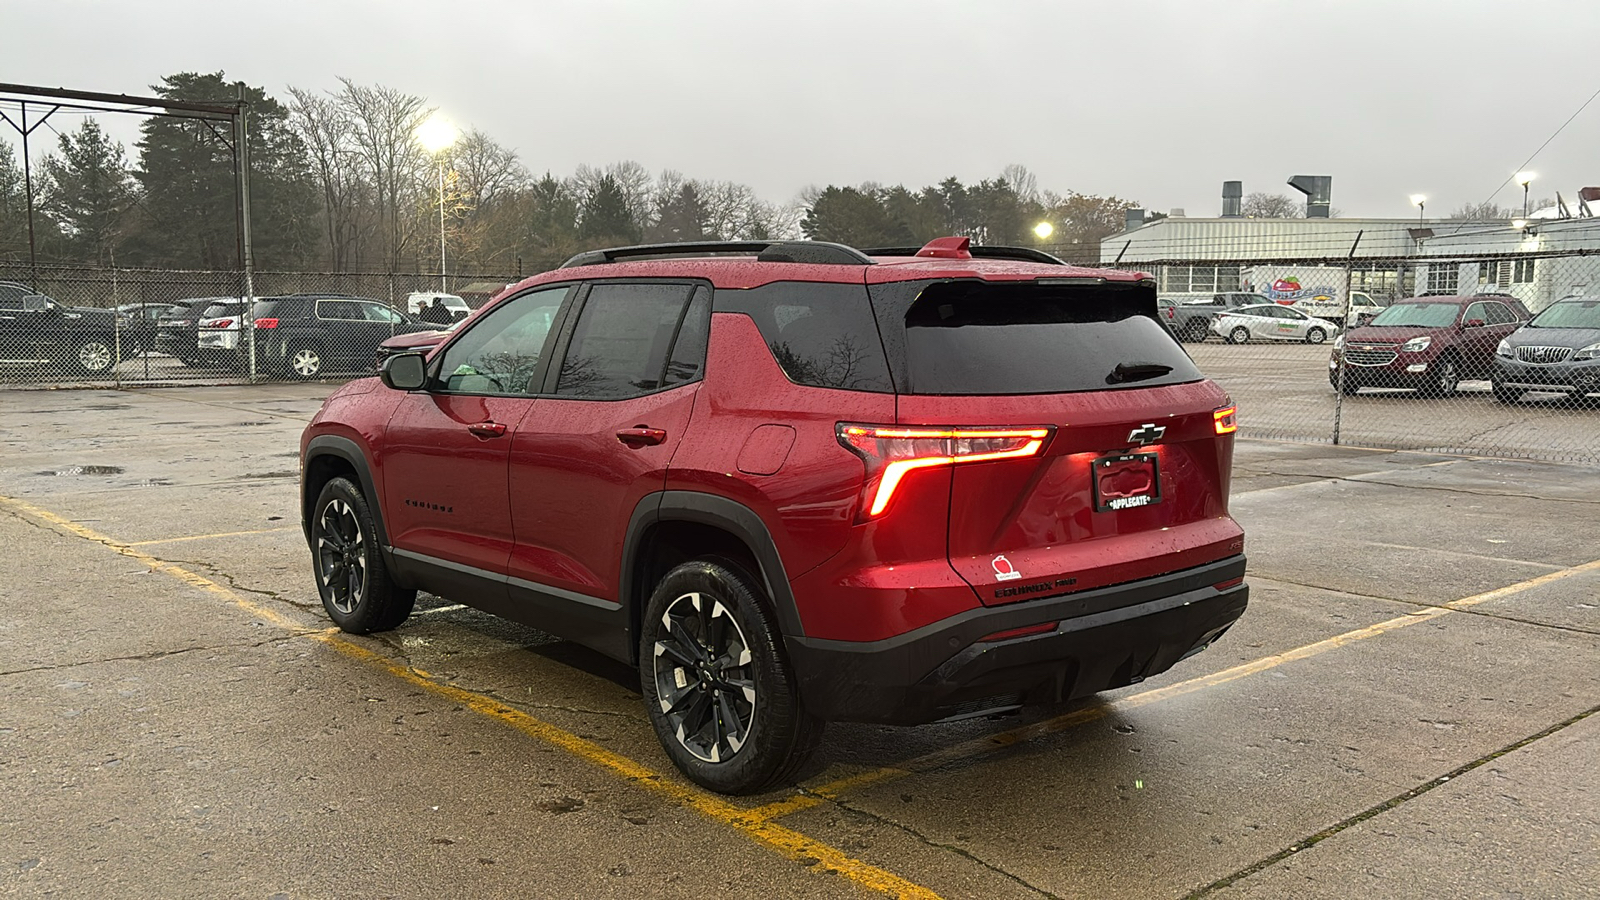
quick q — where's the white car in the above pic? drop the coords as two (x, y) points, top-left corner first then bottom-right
(195, 300), (249, 353)
(405, 292), (470, 321)
(1212, 304), (1339, 344)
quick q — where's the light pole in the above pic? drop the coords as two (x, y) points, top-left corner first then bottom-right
(1516, 171), (1536, 218)
(416, 114), (459, 291)
(1409, 194), (1426, 223)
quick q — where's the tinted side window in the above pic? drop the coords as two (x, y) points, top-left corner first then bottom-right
(361, 302), (404, 324)
(437, 285), (570, 395)
(1463, 302), (1489, 325)
(663, 287), (711, 389)
(713, 282), (892, 392)
(1484, 302), (1517, 325)
(556, 283), (694, 399)
(317, 300), (363, 321)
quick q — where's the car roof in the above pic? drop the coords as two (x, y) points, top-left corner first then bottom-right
(494, 238), (1153, 299)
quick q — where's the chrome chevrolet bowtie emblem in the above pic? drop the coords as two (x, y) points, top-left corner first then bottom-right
(1128, 424), (1166, 445)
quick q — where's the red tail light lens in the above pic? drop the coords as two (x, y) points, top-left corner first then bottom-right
(1214, 406), (1238, 434)
(205, 318), (234, 329)
(253, 318), (279, 329)
(837, 423), (1053, 518)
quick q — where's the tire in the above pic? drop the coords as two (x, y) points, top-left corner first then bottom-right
(310, 477), (415, 634)
(288, 345), (324, 380)
(73, 338), (117, 376)
(1228, 326), (1250, 345)
(1306, 327), (1327, 345)
(639, 558), (823, 795)
(1492, 380), (1523, 404)
(1183, 320), (1209, 343)
(1423, 356), (1459, 398)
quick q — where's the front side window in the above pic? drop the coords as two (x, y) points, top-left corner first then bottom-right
(556, 282), (698, 399)
(437, 285), (570, 395)
(1463, 302), (1490, 325)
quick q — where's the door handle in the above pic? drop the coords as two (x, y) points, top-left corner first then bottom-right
(616, 427), (667, 446)
(467, 421), (507, 439)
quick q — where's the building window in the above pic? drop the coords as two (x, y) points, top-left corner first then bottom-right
(1513, 259), (1536, 284)
(1425, 265), (1459, 294)
(1480, 261), (1510, 287)
(1160, 265), (1240, 294)
(1350, 264), (1414, 301)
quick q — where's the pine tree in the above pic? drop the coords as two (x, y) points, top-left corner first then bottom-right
(39, 119), (134, 265)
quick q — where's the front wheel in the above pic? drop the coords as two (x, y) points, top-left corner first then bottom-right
(1228, 326), (1251, 345)
(311, 477), (415, 633)
(1423, 357), (1460, 398)
(73, 339), (117, 376)
(1306, 327), (1328, 345)
(640, 558), (823, 794)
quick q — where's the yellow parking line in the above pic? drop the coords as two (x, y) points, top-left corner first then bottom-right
(127, 526), (298, 546)
(755, 558), (1600, 819)
(0, 493), (943, 900)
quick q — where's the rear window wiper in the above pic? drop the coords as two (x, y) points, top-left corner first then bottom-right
(1106, 362), (1174, 385)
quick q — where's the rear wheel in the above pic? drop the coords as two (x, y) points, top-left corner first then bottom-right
(311, 477), (415, 633)
(1183, 320), (1209, 343)
(1228, 326), (1250, 345)
(1305, 327), (1327, 345)
(288, 345), (324, 379)
(640, 558), (823, 794)
(73, 339), (116, 376)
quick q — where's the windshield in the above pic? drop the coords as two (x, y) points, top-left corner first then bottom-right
(1368, 302), (1458, 328)
(1530, 300), (1600, 329)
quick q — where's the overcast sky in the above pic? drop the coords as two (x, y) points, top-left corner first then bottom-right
(8, 0), (1600, 218)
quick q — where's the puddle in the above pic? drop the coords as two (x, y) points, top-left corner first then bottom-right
(38, 465), (124, 476)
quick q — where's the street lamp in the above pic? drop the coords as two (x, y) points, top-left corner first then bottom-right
(1409, 194), (1426, 222)
(1033, 221), (1054, 240)
(1516, 171), (1536, 218)
(416, 114), (459, 291)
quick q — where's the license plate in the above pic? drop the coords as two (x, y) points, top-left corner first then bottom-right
(1094, 453), (1161, 512)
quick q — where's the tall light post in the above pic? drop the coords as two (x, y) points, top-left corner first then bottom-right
(1409, 194), (1426, 222)
(1516, 171), (1536, 218)
(416, 114), (459, 291)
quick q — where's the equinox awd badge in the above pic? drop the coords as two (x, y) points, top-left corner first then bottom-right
(1127, 423), (1166, 446)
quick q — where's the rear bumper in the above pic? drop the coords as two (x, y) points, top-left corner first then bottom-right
(785, 555), (1248, 725)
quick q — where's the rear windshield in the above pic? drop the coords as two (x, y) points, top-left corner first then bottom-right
(897, 282), (1201, 395)
(1369, 302), (1458, 328)
(1530, 300), (1600, 329)
(202, 302), (244, 318)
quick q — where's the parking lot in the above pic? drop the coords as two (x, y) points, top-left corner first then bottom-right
(2, 384), (1597, 899)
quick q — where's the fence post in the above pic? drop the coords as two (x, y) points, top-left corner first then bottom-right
(1331, 231), (1364, 446)
(235, 85), (258, 383)
(111, 265), (122, 389)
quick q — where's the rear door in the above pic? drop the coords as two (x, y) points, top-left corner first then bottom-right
(505, 281), (709, 648)
(872, 277), (1242, 607)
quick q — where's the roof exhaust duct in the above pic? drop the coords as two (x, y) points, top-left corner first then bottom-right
(1222, 181), (1242, 217)
(1288, 175), (1332, 218)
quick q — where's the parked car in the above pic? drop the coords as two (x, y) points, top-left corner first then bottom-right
(1492, 295), (1600, 402)
(1161, 292), (1269, 342)
(156, 297), (240, 366)
(0, 280), (126, 376)
(300, 236), (1249, 794)
(114, 302), (186, 355)
(1329, 295), (1528, 397)
(374, 316), (467, 368)
(405, 291), (470, 323)
(1212, 304), (1339, 344)
(250, 295), (437, 379)
(196, 302), (250, 368)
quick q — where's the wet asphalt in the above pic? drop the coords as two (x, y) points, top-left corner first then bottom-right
(1, 384), (1596, 899)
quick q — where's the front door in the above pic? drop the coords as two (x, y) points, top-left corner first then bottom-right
(506, 282), (710, 656)
(381, 284), (574, 578)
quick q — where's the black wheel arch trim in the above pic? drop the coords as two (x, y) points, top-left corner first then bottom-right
(302, 434), (390, 550)
(622, 490), (804, 646)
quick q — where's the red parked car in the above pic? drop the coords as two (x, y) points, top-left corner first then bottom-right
(1329, 295), (1530, 396)
(300, 237), (1248, 793)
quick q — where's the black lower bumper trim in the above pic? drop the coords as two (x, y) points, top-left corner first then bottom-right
(786, 556), (1248, 725)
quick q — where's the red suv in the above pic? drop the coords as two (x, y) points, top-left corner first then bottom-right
(300, 237), (1248, 793)
(1330, 295), (1530, 396)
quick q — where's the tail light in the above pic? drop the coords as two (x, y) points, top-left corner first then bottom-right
(1214, 406), (1238, 434)
(254, 318), (279, 329)
(837, 423), (1053, 519)
(1165, 307), (1175, 319)
(204, 318), (234, 329)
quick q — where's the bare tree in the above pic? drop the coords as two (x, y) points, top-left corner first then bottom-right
(335, 78), (431, 270)
(448, 128), (527, 213)
(1000, 163), (1040, 204)
(287, 87), (368, 269)
(1241, 192), (1303, 218)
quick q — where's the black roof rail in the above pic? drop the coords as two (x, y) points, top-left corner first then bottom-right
(861, 245), (1069, 265)
(559, 240), (876, 269)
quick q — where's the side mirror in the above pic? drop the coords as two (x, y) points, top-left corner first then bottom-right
(380, 351), (428, 391)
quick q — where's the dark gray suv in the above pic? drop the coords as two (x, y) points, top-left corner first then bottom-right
(1493, 297), (1600, 402)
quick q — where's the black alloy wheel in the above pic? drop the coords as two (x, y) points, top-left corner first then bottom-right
(652, 591), (757, 765)
(317, 497), (366, 616)
(1426, 357), (1460, 398)
(310, 477), (414, 633)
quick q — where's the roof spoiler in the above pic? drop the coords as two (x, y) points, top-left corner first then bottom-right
(560, 240), (875, 268)
(862, 242), (1068, 266)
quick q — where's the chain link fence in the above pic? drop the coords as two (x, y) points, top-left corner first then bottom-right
(6, 239), (1600, 466)
(0, 263), (516, 386)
